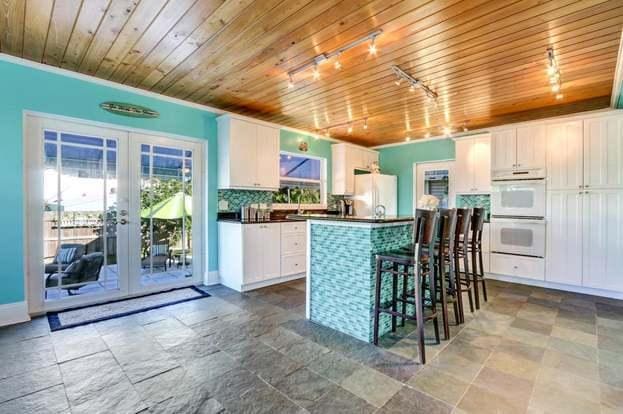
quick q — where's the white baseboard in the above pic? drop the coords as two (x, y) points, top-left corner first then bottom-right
(204, 270), (220, 286)
(486, 273), (623, 300)
(241, 273), (305, 292)
(0, 301), (30, 327)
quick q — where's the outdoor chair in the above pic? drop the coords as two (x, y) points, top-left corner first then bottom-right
(45, 252), (105, 296)
(44, 243), (85, 277)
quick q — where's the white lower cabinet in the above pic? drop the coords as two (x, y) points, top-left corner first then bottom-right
(490, 253), (545, 281)
(545, 189), (623, 293)
(218, 221), (306, 291)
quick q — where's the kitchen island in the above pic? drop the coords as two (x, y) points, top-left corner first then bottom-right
(288, 214), (414, 342)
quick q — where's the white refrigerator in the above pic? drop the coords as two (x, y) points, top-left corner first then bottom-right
(353, 173), (398, 216)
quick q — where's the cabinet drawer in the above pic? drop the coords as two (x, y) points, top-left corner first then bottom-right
(282, 254), (306, 276)
(281, 233), (306, 255)
(490, 253), (544, 281)
(281, 222), (306, 234)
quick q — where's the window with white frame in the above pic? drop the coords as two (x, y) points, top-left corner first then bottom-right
(273, 152), (326, 206)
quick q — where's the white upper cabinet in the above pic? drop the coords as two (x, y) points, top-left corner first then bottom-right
(491, 126), (546, 175)
(546, 190), (583, 286)
(218, 116), (280, 190)
(332, 143), (379, 195)
(582, 190), (623, 292)
(583, 116), (623, 189)
(516, 125), (546, 171)
(256, 124), (280, 189)
(491, 129), (516, 172)
(546, 121), (584, 191)
(454, 134), (491, 194)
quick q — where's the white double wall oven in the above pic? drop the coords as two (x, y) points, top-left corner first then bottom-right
(25, 114), (205, 313)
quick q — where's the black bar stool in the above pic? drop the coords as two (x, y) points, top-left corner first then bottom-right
(469, 207), (488, 309)
(434, 208), (459, 338)
(453, 208), (475, 323)
(373, 209), (439, 364)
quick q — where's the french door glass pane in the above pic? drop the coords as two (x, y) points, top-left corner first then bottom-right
(140, 144), (193, 287)
(43, 130), (119, 301)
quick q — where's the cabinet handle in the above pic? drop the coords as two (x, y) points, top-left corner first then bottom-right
(579, 185), (583, 189)
(585, 185), (589, 188)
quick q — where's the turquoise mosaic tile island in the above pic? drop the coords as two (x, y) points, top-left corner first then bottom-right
(309, 221), (414, 342)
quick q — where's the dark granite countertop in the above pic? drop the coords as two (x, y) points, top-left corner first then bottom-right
(217, 217), (305, 224)
(286, 213), (414, 224)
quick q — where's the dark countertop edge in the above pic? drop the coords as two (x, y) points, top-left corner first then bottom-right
(286, 214), (414, 224)
(218, 218), (305, 224)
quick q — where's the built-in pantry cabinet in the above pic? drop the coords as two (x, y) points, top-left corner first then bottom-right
(454, 134), (491, 194)
(544, 115), (623, 293)
(218, 221), (307, 292)
(217, 116), (280, 191)
(332, 143), (379, 195)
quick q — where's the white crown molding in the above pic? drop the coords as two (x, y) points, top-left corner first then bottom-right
(0, 53), (343, 145)
(610, 28), (623, 108)
(371, 108), (623, 150)
(0, 301), (30, 327)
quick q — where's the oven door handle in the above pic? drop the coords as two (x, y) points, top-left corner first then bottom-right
(491, 217), (546, 224)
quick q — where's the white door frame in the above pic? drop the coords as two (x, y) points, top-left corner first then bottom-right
(23, 113), (207, 314)
(412, 159), (456, 211)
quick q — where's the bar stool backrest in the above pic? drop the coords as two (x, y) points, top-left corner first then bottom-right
(470, 207), (486, 245)
(437, 208), (457, 248)
(455, 208), (472, 242)
(413, 208), (437, 248)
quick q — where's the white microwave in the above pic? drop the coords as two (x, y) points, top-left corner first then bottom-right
(491, 179), (546, 218)
(490, 218), (545, 257)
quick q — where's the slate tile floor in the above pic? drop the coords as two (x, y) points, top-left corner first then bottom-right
(1, 279), (622, 413)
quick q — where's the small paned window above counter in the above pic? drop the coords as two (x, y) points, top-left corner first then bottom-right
(273, 152), (327, 208)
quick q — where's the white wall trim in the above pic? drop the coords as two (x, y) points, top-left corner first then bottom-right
(487, 273), (623, 300)
(371, 108), (623, 150)
(412, 159), (456, 213)
(0, 301), (30, 327)
(205, 271), (220, 286)
(610, 28), (623, 108)
(0, 53), (341, 145)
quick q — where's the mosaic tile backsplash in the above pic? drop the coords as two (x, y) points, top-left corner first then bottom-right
(309, 222), (413, 342)
(218, 189), (345, 212)
(217, 190), (274, 212)
(456, 194), (491, 219)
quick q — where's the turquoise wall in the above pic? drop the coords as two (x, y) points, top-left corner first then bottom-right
(0, 59), (221, 305)
(0, 58), (339, 307)
(378, 139), (455, 215)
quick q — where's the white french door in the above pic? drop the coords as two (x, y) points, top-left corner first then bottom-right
(26, 115), (204, 313)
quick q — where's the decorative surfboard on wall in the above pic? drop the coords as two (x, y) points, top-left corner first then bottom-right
(100, 102), (159, 118)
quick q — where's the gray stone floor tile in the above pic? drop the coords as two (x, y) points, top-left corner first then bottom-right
(107, 339), (179, 383)
(458, 383), (525, 414)
(53, 334), (108, 363)
(69, 380), (146, 414)
(408, 365), (470, 405)
(378, 385), (453, 414)
(307, 386), (376, 414)
(0, 364), (62, 404)
(307, 350), (360, 383)
(340, 366), (402, 408)
(0, 384), (68, 414)
(273, 367), (333, 408)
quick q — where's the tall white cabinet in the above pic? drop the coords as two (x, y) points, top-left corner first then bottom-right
(454, 134), (491, 194)
(545, 115), (623, 293)
(217, 115), (280, 190)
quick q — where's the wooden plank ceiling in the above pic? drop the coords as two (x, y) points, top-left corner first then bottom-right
(1, 0), (622, 146)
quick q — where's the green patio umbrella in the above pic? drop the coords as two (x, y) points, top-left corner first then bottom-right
(140, 192), (192, 219)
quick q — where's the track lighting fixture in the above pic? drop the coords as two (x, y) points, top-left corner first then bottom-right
(363, 118), (368, 130)
(391, 65), (438, 103)
(334, 53), (342, 70)
(443, 126), (452, 136)
(547, 47), (562, 97)
(368, 37), (377, 55)
(312, 63), (320, 80)
(405, 136), (411, 142)
(287, 74), (294, 88)
(285, 29), (382, 86)
(322, 117), (369, 136)
(347, 123), (353, 134)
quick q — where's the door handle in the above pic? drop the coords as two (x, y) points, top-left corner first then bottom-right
(119, 218), (128, 225)
(120, 209), (128, 216)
